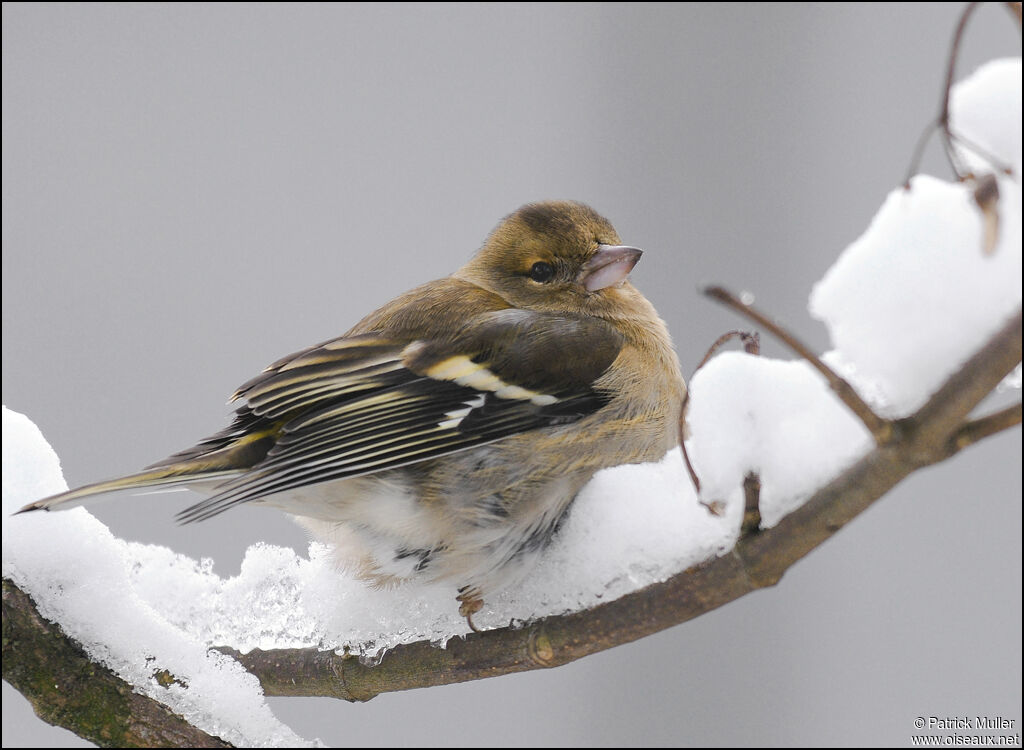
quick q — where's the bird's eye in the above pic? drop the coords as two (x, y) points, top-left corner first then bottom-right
(529, 261), (555, 283)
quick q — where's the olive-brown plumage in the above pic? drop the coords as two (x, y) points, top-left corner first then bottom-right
(21, 201), (686, 625)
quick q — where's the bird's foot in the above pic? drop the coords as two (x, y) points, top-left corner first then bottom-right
(457, 589), (484, 633)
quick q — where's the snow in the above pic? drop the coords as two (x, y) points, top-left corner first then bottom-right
(947, 58), (1022, 179)
(810, 58), (1022, 417)
(684, 354), (873, 528)
(3, 404), (733, 662)
(687, 58), (1021, 520)
(3, 57), (1020, 742)
(1, 408), (319, 748)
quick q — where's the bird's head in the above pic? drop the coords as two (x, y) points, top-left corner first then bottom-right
(456, 201), (648, 320)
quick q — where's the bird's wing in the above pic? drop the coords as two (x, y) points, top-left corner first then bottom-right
(176, 310), (624, 521)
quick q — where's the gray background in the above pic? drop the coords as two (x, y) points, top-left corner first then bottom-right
(3, 3), (1021, 747)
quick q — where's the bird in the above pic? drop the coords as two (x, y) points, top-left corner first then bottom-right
(19, 200), (686, 629)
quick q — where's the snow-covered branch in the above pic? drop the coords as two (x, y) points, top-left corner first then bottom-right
(2, 8), (1020, 748)
(3, 306), (1018, 715)
(243, 296), (1014, 694)
(1, 580), (233, 748)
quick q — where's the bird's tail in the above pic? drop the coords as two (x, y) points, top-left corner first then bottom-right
(15, 463), (244, 514)
(16, 415), (280, 515)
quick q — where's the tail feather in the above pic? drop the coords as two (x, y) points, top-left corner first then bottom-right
(17, 414), (281, 515)
(16, 464), (244, 514)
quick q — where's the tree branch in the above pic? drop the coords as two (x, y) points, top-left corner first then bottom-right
(9, 310), (1016, 713)
(4, 309), (1018, 735)
(1, 579), (233, 748)
(1008, 1), (1022, 27)
(4, 5), (1020, 739)
(4, 290), (1019, 739)
(703, 286), (894, 443)
(904, 1), (1021, 186)
(950, 402), (1022, 451)
(220, 309), (1021, 701)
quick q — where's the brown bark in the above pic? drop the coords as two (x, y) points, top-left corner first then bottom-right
(2, 579), (233, 748)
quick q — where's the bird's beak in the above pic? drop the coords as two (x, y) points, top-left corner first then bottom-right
(579, 245), (643, 292)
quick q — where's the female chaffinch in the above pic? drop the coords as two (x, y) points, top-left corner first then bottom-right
(21, 201), (686, 626)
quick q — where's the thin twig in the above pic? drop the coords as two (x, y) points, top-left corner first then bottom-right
(904, 119), (942, 189)
(696, 330), (761, 370)
(938, 2), (983, 179)
(741, 472), (762, 535)
(680, 425), (701, 494)
(1007, 2), (1022, 27)
(950, 402), (1022, 452)
(949, 128), (1015, 177)
(703, 286), (893, 443)
(680, 330), (761, 495)
(902, 2), (1021, 186)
